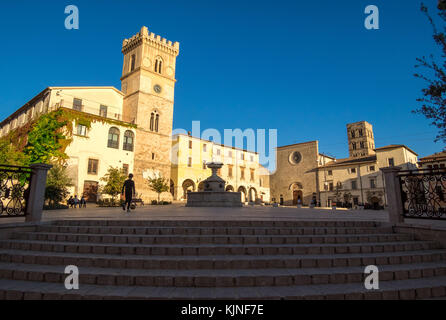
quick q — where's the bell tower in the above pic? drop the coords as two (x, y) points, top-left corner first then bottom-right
(121, 26), (180, 201)
(347, 121), (375, 158)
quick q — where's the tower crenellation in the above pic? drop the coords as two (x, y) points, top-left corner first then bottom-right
(122, 26), (180, 56)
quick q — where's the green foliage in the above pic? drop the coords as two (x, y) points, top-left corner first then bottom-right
(24, 110), (69, 164)
(0, 140), (28, 166)
(413, 4), (446, 144)
(100, 167), (127, 202)
(45, 163), (74, 206)
(147, 175), (170, 202)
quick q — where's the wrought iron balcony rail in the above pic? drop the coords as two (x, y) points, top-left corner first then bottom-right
(0, 164), (33, 218)
(398, 168), (446, 220)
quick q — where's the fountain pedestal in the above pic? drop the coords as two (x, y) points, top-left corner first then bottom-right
(186, 162), (243, 207)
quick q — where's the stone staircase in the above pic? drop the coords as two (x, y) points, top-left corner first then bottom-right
(0, 219), (446, 300)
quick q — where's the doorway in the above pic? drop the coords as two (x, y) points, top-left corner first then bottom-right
(83, 181), (98, 202)
(293, 190), (303, 205)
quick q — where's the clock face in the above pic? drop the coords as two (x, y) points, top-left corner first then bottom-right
(289, 151), (302, 165)
(153, 84), (162, 94)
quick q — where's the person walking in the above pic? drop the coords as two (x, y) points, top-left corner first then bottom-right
(121, 173), (136, 213)
(73, 195), (79, 208)
(67, 196), (74, 208)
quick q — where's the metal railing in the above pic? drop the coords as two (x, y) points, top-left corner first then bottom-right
(398, 168), (446, 220)
(0, 164), (33, 218)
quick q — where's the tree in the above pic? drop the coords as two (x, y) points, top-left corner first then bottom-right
(100, 167), (127, 204)
(333, 182), (343, 206)
(45, 163), (74, 207)
(343, 192), (353, 207)
(413, 3), (446, 144)
(147, 175), (170, 203)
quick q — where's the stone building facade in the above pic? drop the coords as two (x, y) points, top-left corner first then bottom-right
(418, 151), (446, 169)
(269, 141), (333, 206)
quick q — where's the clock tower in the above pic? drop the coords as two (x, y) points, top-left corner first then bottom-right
(121, 26), (180, 201)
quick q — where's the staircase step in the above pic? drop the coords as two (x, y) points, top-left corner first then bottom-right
(38, 225), (391, 236)
(1, 248), (445, 270)
(52, 220), (380, 228)
(20, 231), (413, 245)
(0, 239), (438, 256)
(1, 276), (446, 300)
(1, 262), (445, 287)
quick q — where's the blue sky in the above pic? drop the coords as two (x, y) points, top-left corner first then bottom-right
(0, 0), (443, 159)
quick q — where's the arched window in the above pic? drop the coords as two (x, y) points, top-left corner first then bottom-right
(123, 130), (134, 151)
(155, 114), (159, 132)
(150, 111), (159, 132)
(107, 127), (120, 149)
(150, 113), (155, 131)
(154, 56), (163, 74)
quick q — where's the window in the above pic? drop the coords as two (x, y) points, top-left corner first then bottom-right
(360, 142), (364, 149)
(189, 140), (193, 149)
(123, 130), (134, 151)
(216, 149), (221, 156)
(107, 127), (120, 149)
(359, 129), (363, 137)
(352, 143), (357, 150)
(88, 159), (98, 175)
(434, 164), (439, 169)
(188, 157), (192, 167)
(441, 164), (445, 169)
(203, 144), (207, 152)
(351, 180), (358, 190)
(122, 164), (129, 175)
(73, 98), (82, 111)
(370, 178), (376, 189)
(259, 178), (263, 187)
(228, 151), (233, 157)
(250, 169), (255, 182)
(203, 160), (207, 169)
(369, 165), (375, 172)
(152, 153), (155, 160)
(130, 54), (136, 72)
(328, 170), (333, 176)
(353, 197), (359, 205)
(250, 155), (254, 162)
(388, 158), (395, 166)
(350, 168), (356, 174)
(351, 130), (355, 138)
(240, 167), (245, 180)
(76, 124), (87, 136)
(100, 105), (108, 118)
(228, 165), (233, 178)
(150, 112), (159, 132)
(241, 153), (245, 160)
(155, 56), (163, 74)
(329, 182), (334, 191)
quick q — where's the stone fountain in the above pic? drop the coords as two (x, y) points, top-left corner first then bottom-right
(186, 162), (243, 207)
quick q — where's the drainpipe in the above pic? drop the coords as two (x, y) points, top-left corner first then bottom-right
(358, 164), (364, 205)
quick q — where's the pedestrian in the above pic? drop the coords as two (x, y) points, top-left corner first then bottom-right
(67, 196), (74, 208)
(121, 173), (136, 213)
(73, 195), (79, 208)
(80, 196), (87, 208)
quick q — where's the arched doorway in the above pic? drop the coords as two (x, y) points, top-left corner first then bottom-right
(182, 179), (195, 199)
(226, 185), (234, 192)
(248, 187), (257, 202)
(371, 196), (380, 210)
(238, 186), (247, 202)
(293, 190), (303, 206)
